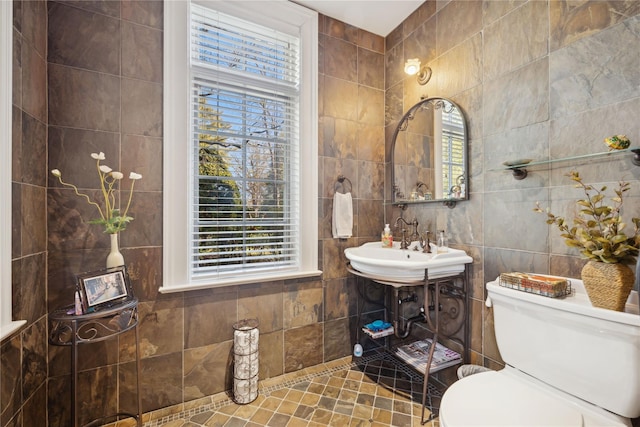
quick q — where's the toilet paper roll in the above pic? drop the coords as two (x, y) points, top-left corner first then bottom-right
(234, 353), (259, 379)
(233, 375), (258, 404)
(233, 327), (259, 355)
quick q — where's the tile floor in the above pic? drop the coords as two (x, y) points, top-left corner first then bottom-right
(135, 351), (443, 427)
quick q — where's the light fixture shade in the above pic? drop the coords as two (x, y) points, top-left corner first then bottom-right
(404, 58), (421, 76)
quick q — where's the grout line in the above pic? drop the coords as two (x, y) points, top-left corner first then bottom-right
(143, 351), (442, 426)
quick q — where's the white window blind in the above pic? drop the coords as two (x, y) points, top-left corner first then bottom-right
(190, 5), (301, 281)
(440, 101), (465, 198)
(162, 1), (319, 292)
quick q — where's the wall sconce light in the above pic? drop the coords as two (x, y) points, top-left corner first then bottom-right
(404, 58), (432, 85)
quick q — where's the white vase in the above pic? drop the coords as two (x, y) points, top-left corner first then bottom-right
(106, 233), (125, 268)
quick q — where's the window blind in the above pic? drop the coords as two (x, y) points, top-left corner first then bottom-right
(190, 4), (301, 280)
(441, 102), (465, 196)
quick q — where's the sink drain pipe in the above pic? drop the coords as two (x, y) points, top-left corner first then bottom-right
(392, 287), (426, 339)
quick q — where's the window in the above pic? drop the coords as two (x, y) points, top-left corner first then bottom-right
(162, 1), (319, 291)
(434, 100), (465, 200)
(440, 102), (465, 198)
(0, 1), (26, 340)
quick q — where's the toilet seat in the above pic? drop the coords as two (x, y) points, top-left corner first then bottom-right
(439, 368), (628, 427)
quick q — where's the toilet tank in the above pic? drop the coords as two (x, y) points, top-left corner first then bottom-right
(487, 277), (640, 419)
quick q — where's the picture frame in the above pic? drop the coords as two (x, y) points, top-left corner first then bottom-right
(76, 266), (133, 312)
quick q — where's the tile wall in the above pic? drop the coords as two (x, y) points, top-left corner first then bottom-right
(3, 0), (49, 426)
(6, 0), (388, 425)
(385, 0), (640, 369)
(2, 0), (640, 425)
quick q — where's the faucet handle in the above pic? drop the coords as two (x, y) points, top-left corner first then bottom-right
(399, 228), (410, 250)
(420, 231), (432, 253)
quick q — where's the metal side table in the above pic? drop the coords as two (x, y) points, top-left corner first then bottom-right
(49, 298), (142, 427)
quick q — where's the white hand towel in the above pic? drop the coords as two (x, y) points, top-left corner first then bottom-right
(332, 192), (353, 238)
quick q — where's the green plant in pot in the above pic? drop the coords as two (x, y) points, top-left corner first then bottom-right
(535, 171), (640, 311)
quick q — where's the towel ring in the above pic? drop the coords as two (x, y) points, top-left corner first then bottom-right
(335, 175), (352, 194)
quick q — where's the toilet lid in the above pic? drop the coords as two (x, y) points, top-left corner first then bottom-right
(440, 370), (583, 427)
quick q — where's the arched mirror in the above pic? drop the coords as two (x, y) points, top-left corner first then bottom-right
(391, 97), (468, 208)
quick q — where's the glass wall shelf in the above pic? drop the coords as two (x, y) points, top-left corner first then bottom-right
(492, 148), (640, 180)
(389, 199), (461, 209)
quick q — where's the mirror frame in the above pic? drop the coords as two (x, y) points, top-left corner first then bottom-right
(390, 96), (468, 208)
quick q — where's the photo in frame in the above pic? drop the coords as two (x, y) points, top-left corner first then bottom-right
(76, 266), (133, 312)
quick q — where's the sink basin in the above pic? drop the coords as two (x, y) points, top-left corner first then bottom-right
(344, 241), (473, 285)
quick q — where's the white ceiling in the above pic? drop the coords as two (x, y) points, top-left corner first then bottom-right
(292, 0), (424, 37)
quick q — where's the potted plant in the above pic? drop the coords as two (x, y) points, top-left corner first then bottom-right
(535, 170), (640, 311)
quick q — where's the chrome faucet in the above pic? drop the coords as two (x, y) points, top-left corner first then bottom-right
(394, 216), (419, 249)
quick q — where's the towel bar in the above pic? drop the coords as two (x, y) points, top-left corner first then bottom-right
(335, 175), (352, 194)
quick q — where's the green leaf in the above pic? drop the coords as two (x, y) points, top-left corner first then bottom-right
(585, 220), (598, 228)
(611, 234), (627, 244)
(565, 239), (582, 248)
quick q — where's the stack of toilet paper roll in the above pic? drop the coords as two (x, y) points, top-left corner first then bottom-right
(232, 319), (259, 404)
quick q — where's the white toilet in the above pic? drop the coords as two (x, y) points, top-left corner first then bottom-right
(440, 277), (640, 427)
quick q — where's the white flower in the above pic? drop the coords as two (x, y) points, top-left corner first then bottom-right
(52, 151), (142, 234)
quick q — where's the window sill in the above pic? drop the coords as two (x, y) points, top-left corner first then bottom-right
(159, 269), (323, 293)
(0, 320), (26, 341)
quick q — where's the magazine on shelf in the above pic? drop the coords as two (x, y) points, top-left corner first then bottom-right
(362, 325), (394, 339)
(395, 338), (461, 373)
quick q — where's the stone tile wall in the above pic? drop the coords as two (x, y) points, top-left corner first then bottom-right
(318, 14), (387, 361)
(2, 0), (49, 425)
(387, 0), (640, 370)
(3, 0), (640, 425)
(6, 1), (387, 425)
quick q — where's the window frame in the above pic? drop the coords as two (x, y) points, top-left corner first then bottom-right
(1, 1), (26, 340)
(161, 0), (320, 292)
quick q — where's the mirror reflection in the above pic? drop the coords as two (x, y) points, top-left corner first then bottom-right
(391, 97), (468, 206)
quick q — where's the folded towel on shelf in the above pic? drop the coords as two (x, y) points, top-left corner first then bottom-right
(332, 191), (353, 238)
(363, 320), (392, 332)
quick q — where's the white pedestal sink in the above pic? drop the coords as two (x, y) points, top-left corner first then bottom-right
(345, 241), (473, 286)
